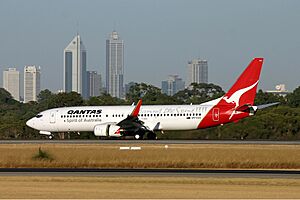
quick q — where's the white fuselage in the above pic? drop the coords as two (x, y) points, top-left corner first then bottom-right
(26, 99), (220, 133)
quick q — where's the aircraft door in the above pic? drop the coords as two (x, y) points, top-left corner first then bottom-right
(212, 108), (220, 122)
(50, 111), (56, 124)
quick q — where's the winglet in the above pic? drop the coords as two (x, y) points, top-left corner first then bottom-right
(130, 99), (142, 117)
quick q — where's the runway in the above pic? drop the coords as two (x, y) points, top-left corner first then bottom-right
(0, 168), (299, 178)
(1, 139), (300, 145)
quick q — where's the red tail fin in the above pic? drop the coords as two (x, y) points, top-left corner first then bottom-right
(222, 58), (263, 107)
(198, 58), (264, 129)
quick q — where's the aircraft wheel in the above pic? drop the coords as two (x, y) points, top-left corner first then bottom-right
(134, 134), (143, 140)
(48, 135), (53, 140)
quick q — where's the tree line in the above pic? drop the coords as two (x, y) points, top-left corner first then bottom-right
(0, 82), (300, 140)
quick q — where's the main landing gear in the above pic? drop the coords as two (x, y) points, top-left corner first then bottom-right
(133, 131), (157, 140)
(134, 134), (142, 140)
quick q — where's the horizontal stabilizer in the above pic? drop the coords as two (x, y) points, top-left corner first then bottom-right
(257, 102), (280, 110)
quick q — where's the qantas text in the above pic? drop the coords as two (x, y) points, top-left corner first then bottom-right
(67, 109), (102, 115)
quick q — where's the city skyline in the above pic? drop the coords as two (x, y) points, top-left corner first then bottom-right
(0, 0), (300, 92)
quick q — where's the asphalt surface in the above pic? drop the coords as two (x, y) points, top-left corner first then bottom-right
(0, 168), (299, 178)
(0, 140), (300, 145)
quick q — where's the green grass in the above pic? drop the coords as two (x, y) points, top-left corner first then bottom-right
(0, 144), (299, 169)
(32, 147), (53, 161)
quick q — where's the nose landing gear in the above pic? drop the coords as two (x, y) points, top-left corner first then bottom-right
(48, 134), (54, 139)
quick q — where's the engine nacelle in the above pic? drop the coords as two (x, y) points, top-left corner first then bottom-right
(39, 130), (52, 136)
(94, 124), (122, 137)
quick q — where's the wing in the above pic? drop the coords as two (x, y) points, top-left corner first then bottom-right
(116, 100), (149, 132)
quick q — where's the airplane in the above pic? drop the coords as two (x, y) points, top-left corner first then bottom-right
(26, 58), (278, 139)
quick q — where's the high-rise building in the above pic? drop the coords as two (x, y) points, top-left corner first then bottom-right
(24, 65), (40, 103)
(161, 75), (185, 96)
(187, 59), (208, 86)
(106, 31), (124, 98)
(3, 68), (20, 101)
(87, 71), (102, 97)
(63, 34), (87, 98)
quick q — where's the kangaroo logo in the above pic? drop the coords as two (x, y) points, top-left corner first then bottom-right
(223, 80), (259, 120)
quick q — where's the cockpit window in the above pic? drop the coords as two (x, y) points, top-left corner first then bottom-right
(36, 114), (43, 118)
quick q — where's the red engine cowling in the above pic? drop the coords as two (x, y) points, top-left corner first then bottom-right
(94, 124), (122, 137)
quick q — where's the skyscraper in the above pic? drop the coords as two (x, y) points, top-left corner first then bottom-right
(161, 75), (185, 96)
(106, 31), (124, 98)
(3, 68), (20, 101)
(24, 65), (40, 103)
(87, 71), (102, 97)
(63, 34), (87, 98)
(187, 59), (208, 86)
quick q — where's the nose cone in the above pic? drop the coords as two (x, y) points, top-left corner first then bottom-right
(26, 118), (35, 129)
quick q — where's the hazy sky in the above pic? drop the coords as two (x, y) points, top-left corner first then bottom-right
(0, 0), (300, 92)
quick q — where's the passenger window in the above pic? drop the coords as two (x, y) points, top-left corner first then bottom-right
(36, 114), (43, 118)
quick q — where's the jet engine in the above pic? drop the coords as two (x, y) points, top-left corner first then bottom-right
(94, 124), (122, 137)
